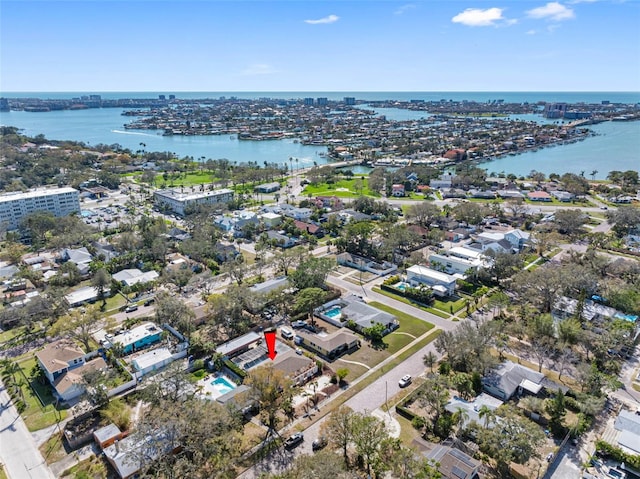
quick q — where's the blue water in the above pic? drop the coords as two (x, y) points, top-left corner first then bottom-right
(211, 376), (236, 395)
(3, 91), (639, 103)
(324, 306), (342, 319)
(1, 92), (638, 178)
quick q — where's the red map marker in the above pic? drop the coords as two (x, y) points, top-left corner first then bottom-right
(264, 329), (277, 360)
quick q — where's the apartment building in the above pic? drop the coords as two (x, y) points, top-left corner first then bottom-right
(0, 187), (80, 231)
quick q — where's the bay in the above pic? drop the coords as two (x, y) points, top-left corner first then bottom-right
(1, 91), (638, 178)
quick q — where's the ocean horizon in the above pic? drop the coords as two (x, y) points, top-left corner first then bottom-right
(2, 91), (640, 104)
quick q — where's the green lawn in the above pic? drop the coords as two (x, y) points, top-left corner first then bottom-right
(430, 295), (467, 315)
(302, 178), (380, 198)
(16, 357), (68, 431)
(367, 301), (435, 338)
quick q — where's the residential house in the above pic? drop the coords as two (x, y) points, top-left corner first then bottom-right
(527, 191), (552, 202)
(131, 348), (175, 377)
(36, 339), (90, 384)
(35, 340), (107, 402)
(315, 297), (398, 333)
(423, 444), (481, 479)
(254, 182), (281, 194)
(277, 204), (312, 221)
(551, 190), (575, 202)
(613, 409), (640, 455)
(497, 189), (525, 199)
(449, 246), (486, 262)
(112, 269), (159, 287)
(483, 360), (545, 401)
(428, 253), (484, 276)
(293, 220), (324, 238)
(165, 227), (191, 242)
(266, 230), (298, 248)
(441, 188), (466, 199)
(213, 242), (239, 263)
(65, 286), (109, 307)
(215, 331), (262, 359)
(552, 296), (638, 325)
(52, 357), (108, 403)
(273, 350), (318, 386)
(102, 322), (164, 355)
(391, 184), (405, 197)
(315, 196), (344, 211)
(296, 330), (360, 360)
(103, 430), (178, 479)
(61, 247), (93, 275)
(430, 172), (456, 190)
(406, 265), (457, 296)
(259, 212), (282, 229)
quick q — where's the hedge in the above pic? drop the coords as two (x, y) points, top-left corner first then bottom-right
(595, 440), (640, 469)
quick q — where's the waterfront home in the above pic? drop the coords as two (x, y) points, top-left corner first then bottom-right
(406, 265), (457, 297)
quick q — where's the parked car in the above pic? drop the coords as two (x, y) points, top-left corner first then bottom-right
(312, 436), (327, 451)
(399, 375), (412, 388)
(143, 298), (155, 307)
(291, 320), (306, 329)
(284, 432), (304, 449)
(124, 305), (138, 313)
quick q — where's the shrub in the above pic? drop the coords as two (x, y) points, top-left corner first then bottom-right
(412, 416), (427, 430)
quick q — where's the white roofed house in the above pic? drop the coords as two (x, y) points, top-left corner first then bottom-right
(428, 252), (484, 276)
(406, 265), (457, 297)
(112, 268), (159, 287)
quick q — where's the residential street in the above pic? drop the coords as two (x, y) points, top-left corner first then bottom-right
(0, 381), (56, 479)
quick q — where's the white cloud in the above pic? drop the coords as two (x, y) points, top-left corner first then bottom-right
(567, 0), (598, 4)
(241, 64), (277, 76)
(394, 4), (416, 15)
(526, 29), (537, 34)
(526, 2), (575, 21)
(451, 7), (507, 27)
(304, 14), (339, 25)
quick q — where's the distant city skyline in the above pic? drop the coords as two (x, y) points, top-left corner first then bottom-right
(1, 1), (639, 92)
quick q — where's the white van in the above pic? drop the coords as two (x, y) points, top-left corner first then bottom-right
(281, 328), (293, 340)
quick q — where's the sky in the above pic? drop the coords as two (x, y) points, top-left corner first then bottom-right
(1, 0), (639, 92)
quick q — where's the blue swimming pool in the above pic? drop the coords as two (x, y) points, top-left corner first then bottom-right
(324, 306), (342, 320)
(211, 376), (236, 396)
(394, 282), (410, 291)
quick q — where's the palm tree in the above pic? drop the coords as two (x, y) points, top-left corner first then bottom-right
(423, 351), (438, 372)
(590, 170), (598, 181)
(478, 404), (494, 428)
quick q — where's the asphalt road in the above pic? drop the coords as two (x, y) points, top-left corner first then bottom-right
(0, 382), (56, 479)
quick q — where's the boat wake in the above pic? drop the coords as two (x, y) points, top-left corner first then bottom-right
(111, 130), (157, 137)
